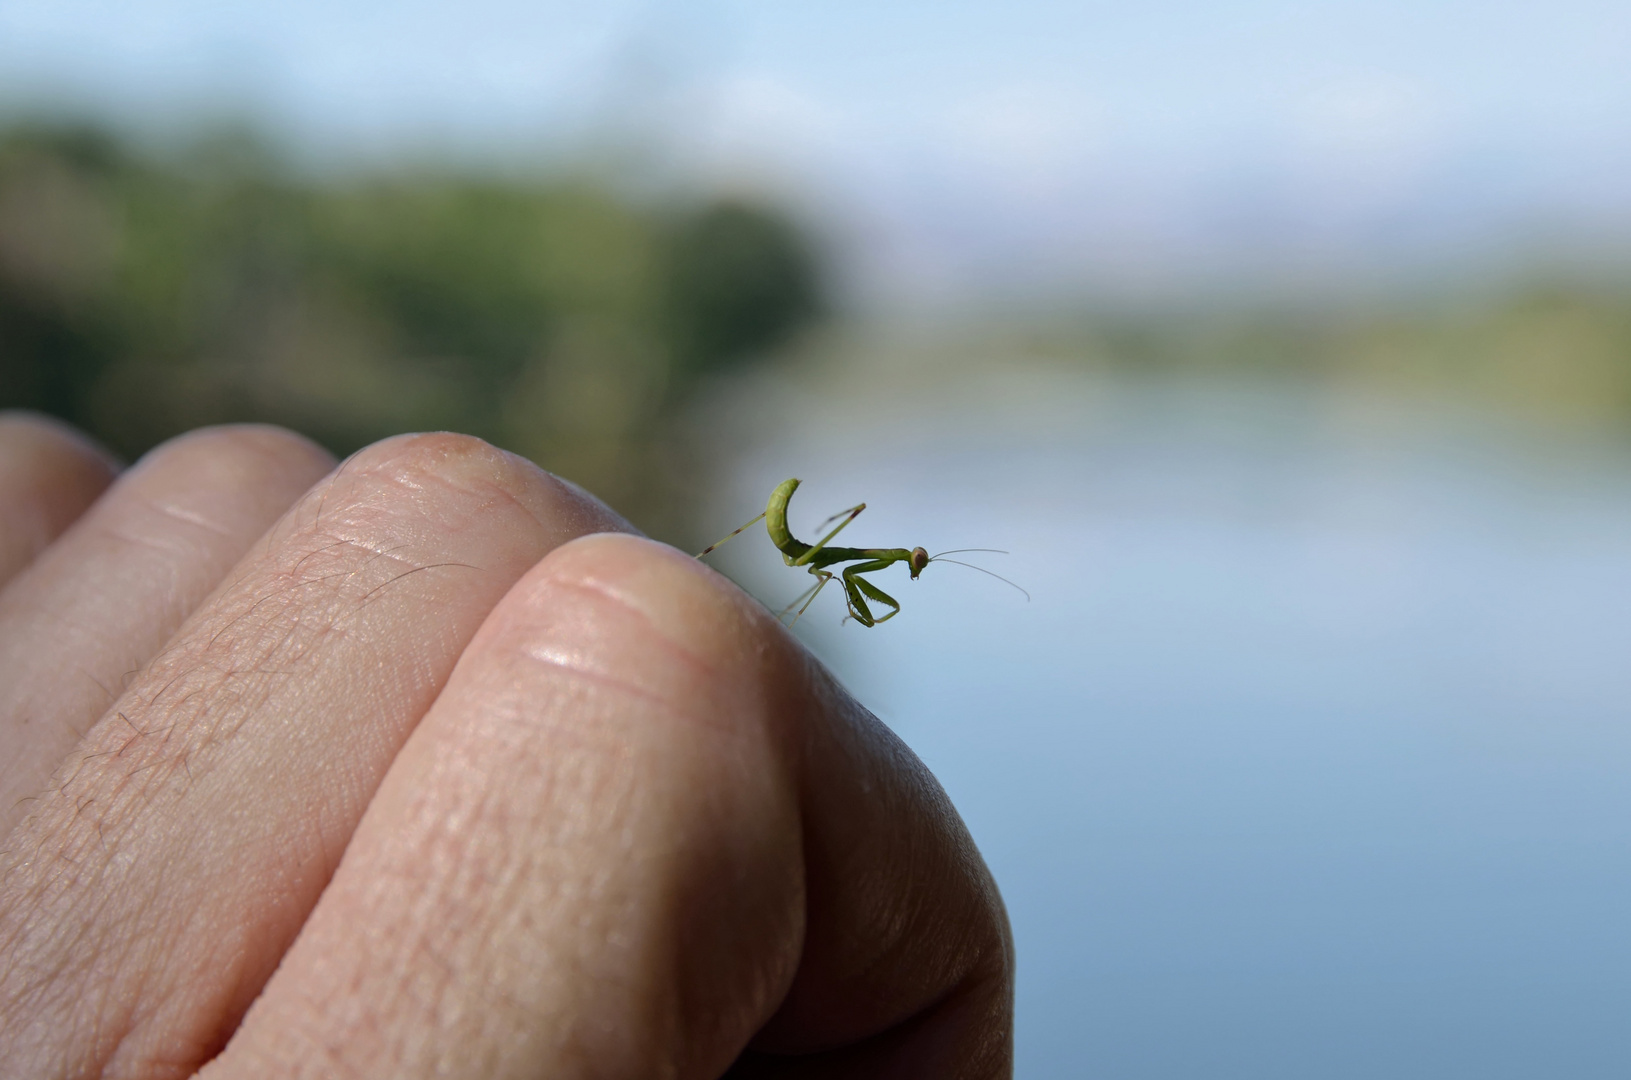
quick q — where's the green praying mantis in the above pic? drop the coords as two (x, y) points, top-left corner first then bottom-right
(698, 477), (1027, 627)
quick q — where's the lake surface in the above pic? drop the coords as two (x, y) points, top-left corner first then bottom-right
(703, 369), (1631, 1078)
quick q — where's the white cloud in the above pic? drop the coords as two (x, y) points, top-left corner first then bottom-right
(692, 72), (846, 162)
(943, 82), (1110, 196)
(1297, 72), (1449, 174)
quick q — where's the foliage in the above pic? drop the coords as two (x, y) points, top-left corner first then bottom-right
(0, 122), (824, 534)
(1038, 287), (1631, 426)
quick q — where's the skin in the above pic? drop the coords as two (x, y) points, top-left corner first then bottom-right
(0, 412), (1014, 1079)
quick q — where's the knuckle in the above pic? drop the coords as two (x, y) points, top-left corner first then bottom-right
(328, 433), (595, 535)
(342, 431), (519, 490)
(135, 425), (332, 492)
(335, 434), (635, 545)
(144, 422), (324, 466)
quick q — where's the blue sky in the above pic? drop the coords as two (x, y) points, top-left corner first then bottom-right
(3, 0), (1628, 303)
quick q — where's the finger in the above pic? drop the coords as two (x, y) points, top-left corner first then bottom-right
(0, 434), (634, 1080)
(0, 412), (119, 587)
(208, 535), (1012, 1079)
(0, 425), (337, 837)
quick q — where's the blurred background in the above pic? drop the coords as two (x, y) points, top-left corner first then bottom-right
(4, 1), (1631, 1075)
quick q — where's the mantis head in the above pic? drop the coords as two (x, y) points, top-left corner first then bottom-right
(908, 547), (929, 578)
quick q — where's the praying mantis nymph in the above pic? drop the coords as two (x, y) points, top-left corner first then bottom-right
(698, 477), (1027, 627)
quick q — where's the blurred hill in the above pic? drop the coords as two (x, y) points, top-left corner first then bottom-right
(6, 120), (1631, 546)
(1049, 287), (1631, 429)
(0, 121), (823, 537)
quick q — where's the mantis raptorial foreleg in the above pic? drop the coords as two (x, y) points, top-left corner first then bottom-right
(841, 560), (902, 625)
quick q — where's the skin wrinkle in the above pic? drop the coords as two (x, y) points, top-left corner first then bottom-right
(4, 869), (117, 1023)
(734, 650), (1010, 1064)
(318, 442), (512, 539)
(477, 453), (565, 531)
(514, 577), (770, 764)
(515, 544), (808, 1073)
(121, 441), (622, 1078)
(306, 440), (372, 533)
(5, 443), (505, 938)
(94, 524), (197, 561)
(87, 672), (121, 710)
(250, 548), (779, 1077)
(78, 431), (315, 578)
(132, 499), (238, 544)
(147, 498), (239, 539)
(851, 851), (979, 1014)
(743, 963), (1008, 1078)
(189, 534), (452, 695)
(521, 646), (682, 713)
(538, 572), (722, 675)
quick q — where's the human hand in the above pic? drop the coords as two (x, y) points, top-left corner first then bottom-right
(0, 415), (1013, 1078)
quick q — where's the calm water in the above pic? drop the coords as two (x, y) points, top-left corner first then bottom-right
(706, 371), (1631, 1078)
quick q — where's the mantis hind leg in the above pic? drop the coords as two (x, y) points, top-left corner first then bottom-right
(697, 510), (768, 558)
(777, 580), (818, 620)
(784, 567), (835, 628)
(776, 574), (824, 621)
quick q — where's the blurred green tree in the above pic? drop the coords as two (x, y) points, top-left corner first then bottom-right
(0, 122), (825, 536)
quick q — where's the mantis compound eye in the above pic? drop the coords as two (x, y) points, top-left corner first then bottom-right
(909, 547), (930, 578)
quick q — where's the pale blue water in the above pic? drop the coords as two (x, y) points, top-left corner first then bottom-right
(710, 374), (1631, 1078)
